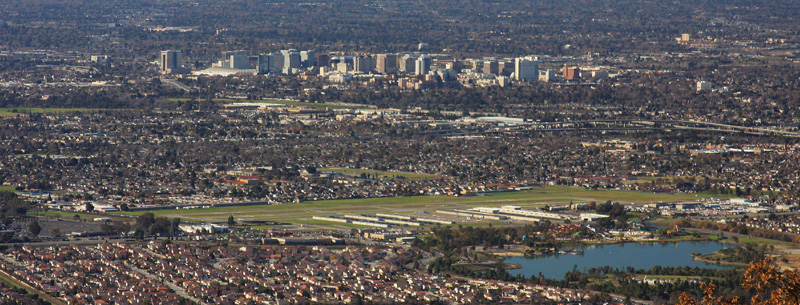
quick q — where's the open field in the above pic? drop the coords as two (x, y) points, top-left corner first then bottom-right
(735, 237), (798, 248)
(319, 167), (444, 180)
(0, 108), (119, 116)
(168, 98), (369, 110)
(0, 186), (17, 192)
(116, 186), (716, 229)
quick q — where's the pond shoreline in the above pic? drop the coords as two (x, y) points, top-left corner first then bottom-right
(504, 240), (733, 279)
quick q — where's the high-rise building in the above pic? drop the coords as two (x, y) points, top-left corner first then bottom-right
(538, 69), (556, 82)
(498, 61), (511, 76)
(697, 81), (712, 92)
(562, 65), (580, 80)
(91, 55), (109, 63)
(497, 76), (510, 87)
(257, 54), (271, 74)
(415, 54), (431, 75)
(483, 61), (499, 75)
(399, 55), (416, 73)
(316, 53), (331, 68)
(270, 53), (284, 73)
(160, 50), (181, 72)
(229, 54), (249, 69)
(353, 56), (372, 73)
(591, 70), (609, 78)
(336, 62), (349, 73)
(514, 57), (538, 81)
(300, 50), (316, 68)
(282, 49), (301, 70)
(375, 54), (397, 74)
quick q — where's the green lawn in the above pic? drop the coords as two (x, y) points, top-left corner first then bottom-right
(0, 186), (17, 192)
(0, 273), (25, 290)
(115, 186), (715, 229)
(168, 98), (369, 110)
(733, 237), (798, 248)
(319, 167), (444, 180)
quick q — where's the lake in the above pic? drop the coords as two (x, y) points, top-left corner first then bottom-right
(505, 241), (733, 279)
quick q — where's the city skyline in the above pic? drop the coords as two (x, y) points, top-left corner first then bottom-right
(2, 0), (800, 304)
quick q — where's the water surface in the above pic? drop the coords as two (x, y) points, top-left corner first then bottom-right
(505, 241), (732, 279)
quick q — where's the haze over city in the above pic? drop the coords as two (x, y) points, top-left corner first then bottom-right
(2, 0), (800, 304)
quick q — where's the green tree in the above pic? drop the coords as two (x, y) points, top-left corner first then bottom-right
(137, 212), (156, 228)
(678, 258), (800, 305)
(227, 215), (236, 226)
(170, 218), (181, 237)
(134, 228), (145, 240)
(29, 220), (42, 237)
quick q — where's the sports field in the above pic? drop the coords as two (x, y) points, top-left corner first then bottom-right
(117, 186), (714, 230)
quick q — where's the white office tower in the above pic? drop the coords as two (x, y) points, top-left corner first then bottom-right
(160, 50), (181, 72)
(415, 54), (431, 75)
(270, 53), (284, 73)
(300, 50), (315, 68)
(282, 49), (301, 69)
(229, 54), (249, 69)
(514, 57), (538, 81)
(437, 70), (457, 82)
(257, 54), (271, 74)
(697, 81), (713, 92)
(538, 69), (556, 82)
(336, 61), (350, 72)
(399, 55), (415, 73)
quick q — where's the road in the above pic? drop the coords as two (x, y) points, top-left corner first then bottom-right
(159, 78), (192, 92)
(424, 119), (800, 138)
(0, 237), (166, 247)
(125, 263), (206, 305)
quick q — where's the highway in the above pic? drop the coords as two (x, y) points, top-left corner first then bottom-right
(423, 119), (800, 138)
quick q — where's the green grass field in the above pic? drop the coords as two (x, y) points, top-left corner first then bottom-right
(116, 186), (715, 229)
(0, 272), (25, 290)
(168, 98), (369, 110)
(734, 237), (798, 248)
(0, 186), (17, 192)
(319, 167), (444, 180)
